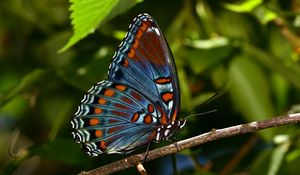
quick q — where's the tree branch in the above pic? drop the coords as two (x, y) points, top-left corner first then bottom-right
(79, 113), (300, 175)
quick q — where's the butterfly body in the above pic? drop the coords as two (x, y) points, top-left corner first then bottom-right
(71, 13), (186, 156)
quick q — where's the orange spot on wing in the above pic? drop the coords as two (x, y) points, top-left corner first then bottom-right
(148, 104), (154, 113)
(157, 106), (167, 125)
(95, 130), (103, 137)
(98, 98), (106, 105)
(155, 77), (172, 84)
(171, 109), (178, 122)
(140, 22), (148, 31)
(143, 114), (153, 124)
(94, 107), (102, 114)
(115, 84), (127, 91)
(104, 89), (115, 97)
(160, 114), (167, 125)
(133, 38), (139, 48)
(128, 48), (135, 58)
(136, 30), (143, 39)
(90, 118), (100, 126)
(99, 141), (106, 151)
(122, 59), (129, 67)
(162, 92), (173, 103)
(131, 113), (140, 122)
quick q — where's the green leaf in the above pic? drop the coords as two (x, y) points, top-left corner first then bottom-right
(223, 0), (263, 13)
(287, 149), (300, 162)
(268, 141), (290, 175)
(60, 0), (142, 52)
(242, 43), (300, 90)
(0, 69), (48, 107)
(271, 73), (289, 111)
(178, 68), (191, 110)
(251, 149), (272, 175)
(30, 139), (90, 165)
(228, 56), (275, 139)
(253, 6), (278, 24)
(48, 101), (74, 141)
(0, 95), (28, 118)
(185, 37), (230, 49)
(186, 37), (232, 74)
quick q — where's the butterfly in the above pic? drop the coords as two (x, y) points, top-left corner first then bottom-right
(71, 13), (186, 156)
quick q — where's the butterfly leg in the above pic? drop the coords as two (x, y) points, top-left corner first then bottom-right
(174, 139), (180, 152)
(142, 142), (152, 162)
(167, 137), (179, 152)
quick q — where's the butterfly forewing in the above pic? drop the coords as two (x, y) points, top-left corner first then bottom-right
(71, 13), (182, 156)
(108, 14), (180, 122)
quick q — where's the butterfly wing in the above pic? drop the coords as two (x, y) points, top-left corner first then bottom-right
(71, 14), (180, 156)
(109, 13), (180, 123)
(71, 80), (159, 155)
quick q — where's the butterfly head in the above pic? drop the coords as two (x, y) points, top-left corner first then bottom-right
(154, 119), (186, 142)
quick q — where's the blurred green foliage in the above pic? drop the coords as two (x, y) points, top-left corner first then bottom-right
(1, 0), (300, 174)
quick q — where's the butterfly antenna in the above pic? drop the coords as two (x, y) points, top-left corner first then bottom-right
(184, 83), (228, 120)
(184, 109), (218, 120)
(187, 81), (229, 115)
(187, 91), (219, 115)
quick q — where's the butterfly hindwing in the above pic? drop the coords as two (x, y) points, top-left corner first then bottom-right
(71, 80), (159, 155)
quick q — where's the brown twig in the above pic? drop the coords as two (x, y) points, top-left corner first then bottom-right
(136, 162), (148, 175)
(79, 113), (300, 175)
